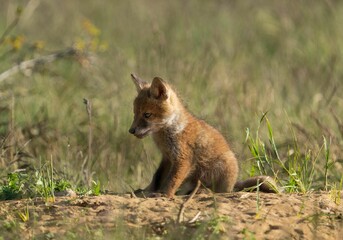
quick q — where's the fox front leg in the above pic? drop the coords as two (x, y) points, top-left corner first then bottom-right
(163, 160), (191, 198)
(146, 157), (171, 192)
(134, 157), (171, 196)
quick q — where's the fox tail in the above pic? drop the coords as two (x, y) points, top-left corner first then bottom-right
(234, 176), (279, 193)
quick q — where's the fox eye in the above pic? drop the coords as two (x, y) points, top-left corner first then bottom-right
(143, 112), (152, 119)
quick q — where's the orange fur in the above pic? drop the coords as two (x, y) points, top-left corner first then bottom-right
(129, 74), (276, 197)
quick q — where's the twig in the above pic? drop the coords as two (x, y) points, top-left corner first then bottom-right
(83, 98), (93, 186)
(177, 180), (201, 223)
(0, 48), (79, 83)
(83, 98), (92, 163)
(188, 211), (201, 224)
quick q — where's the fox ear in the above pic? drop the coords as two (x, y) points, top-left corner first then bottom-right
(150, 77), (168, 100)
(131, 73), (149, 93)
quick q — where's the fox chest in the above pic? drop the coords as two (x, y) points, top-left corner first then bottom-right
(152, 131), (182, 160)
(153, 129), (197, 165)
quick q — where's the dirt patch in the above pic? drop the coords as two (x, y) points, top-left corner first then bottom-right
(0, 192), (342, 239)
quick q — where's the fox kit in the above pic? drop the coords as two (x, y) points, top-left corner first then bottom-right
(129, 74), (276, 198)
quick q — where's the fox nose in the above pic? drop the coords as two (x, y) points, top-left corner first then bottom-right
(129, 128), (135, 134)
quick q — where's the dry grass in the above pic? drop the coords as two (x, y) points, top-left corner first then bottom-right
(0, 0), (342, 209)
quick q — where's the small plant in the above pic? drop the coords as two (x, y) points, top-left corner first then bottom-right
(74, 180), (101, 196)
(35, 157), (56, 202)
(242, 228), (256, 240)
(207, 215), (230, 235)
(329, 176), (343, 205)
(323, 136), (334, 191)
(0, 172), (26, 200)
(2, 219), (17, 231)
(91, 180), (101, 196)
(54, 178), (72, 192)
(17, 204), (29, 222)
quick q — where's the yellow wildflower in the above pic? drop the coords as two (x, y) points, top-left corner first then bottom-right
(83, 19), (100, 37)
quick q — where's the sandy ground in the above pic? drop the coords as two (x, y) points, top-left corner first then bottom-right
(0, 192), (342, 239)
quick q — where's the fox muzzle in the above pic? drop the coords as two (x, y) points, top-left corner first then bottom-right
(129, 127), (136, 134)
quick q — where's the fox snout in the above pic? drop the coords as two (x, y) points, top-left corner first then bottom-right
(128, 121), (138, 135)
(129, 120), (150, 138)
(128, 127), (136, 135)
(128, 127), (149, 138)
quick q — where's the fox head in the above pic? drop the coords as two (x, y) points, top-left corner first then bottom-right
(129, 74), (178, 138)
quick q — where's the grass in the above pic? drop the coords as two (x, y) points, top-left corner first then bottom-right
(0, 0), (343, 239)
(17, 203), (29, 222)
(246, 114), (324, 193)
(0, 161), (101, 201)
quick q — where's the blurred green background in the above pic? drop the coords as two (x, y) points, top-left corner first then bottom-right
(0, 0), (342, 192)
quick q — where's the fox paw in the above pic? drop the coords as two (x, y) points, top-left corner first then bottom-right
(147, 192), (174, 198)
(131, 189), (174, 199)
(145, 192), (174, 199)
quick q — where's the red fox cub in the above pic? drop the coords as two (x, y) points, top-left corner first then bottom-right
(129, 74), (277, 198)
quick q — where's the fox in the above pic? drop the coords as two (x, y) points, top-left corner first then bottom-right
(129, 74), (277, 198)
